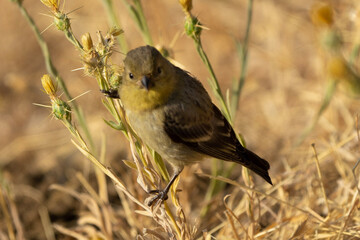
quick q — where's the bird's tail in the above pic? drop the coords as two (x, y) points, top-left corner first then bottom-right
(239, 148), (272, 185)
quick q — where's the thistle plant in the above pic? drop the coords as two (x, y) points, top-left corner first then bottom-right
(8, 0), (195, 238)
(10, 0), (263, 237)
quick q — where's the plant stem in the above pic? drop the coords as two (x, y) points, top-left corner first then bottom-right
(101, 0), (129, 52)
(188, 0), (255, 216)
(16, 1), (95, 151)
(121, 0), (153, 46)
(133, 0), (153, 45)
(194, 38), (231, 121)
(192, 32), (234, 218)
(231, 0), (253, 118)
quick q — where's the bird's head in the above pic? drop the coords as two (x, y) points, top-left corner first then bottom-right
(120, 46), (176, 111)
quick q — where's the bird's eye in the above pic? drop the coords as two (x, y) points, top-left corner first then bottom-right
(129, 73), (134, 79)
(157, 67), (161, 74)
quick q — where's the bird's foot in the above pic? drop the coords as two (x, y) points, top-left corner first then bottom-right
(146, 171), (182, 206)
(100, 89), (119, 99)
(147, 189), (169, 206)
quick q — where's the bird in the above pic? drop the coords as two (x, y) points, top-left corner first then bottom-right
(112, 45), (271, 206)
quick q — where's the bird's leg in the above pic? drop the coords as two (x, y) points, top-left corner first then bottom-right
(100, 89), (120, 99)
(147, 169), (182, 206)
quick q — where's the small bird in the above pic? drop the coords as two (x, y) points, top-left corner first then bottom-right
(116, 45), (271, 206)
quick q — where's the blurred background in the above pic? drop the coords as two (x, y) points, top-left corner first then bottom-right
(1, 0), (360, 239)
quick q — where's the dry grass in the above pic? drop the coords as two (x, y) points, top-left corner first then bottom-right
(1, 0), (360, 239)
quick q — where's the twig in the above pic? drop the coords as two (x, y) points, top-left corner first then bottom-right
(311, 143), (330, 215)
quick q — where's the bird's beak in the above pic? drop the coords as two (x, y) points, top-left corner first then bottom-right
(141, 76), (151, 90)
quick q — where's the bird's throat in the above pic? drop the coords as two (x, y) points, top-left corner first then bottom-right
(120, 81), (175, 111)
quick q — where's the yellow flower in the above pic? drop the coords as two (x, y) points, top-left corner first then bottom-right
(41, 74), (57, 98)
(81, 33), (93, 52)
(179, 0), (192, 12)
(327, 56), (349, 80)
(311, 2), (334, 27)
(40, 0), (59, 12)
(328, 56), (360, 96)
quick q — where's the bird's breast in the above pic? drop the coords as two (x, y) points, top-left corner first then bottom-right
(125, 108), (204, 167)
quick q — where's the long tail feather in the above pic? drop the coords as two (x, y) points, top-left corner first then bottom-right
(238, 148), (272, 185)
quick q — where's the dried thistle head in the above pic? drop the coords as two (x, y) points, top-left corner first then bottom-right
(95, 29), (120, 57)
(80, 29), (123, 79)
(80, 33), (102, 76)
(81, 51), (102, 76)
(108, 65), (123, 90)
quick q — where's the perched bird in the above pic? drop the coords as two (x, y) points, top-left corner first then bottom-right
(116, 45), (271, 205)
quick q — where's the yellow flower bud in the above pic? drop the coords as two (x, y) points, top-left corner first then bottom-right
(311, 3), (334, 27)
(328, 56), (360, 96)
(41, 74), (57, 97)
(81, 33), (93, 52)
(40, 0), (59, 12)
(327, 56), (348, 80)
(179, 0), (192, 12)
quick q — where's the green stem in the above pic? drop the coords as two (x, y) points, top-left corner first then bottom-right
(192, 33), (234, 218)
(101, 0), (128, 52)
(231, 0), (253, 118)
(121, 0), (153, 46)
(188, 0), (254, 215)
(194, 38), (231, 122)
(349, 43), (360, 66)
(133, 0), (153, 45)
(64, 27), (82, 50)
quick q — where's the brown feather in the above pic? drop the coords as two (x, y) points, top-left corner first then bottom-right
(164, 70), (272, 184)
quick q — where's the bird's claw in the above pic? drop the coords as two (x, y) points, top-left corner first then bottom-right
(100, 89), (120, 99)
(147, 189), (169, 206)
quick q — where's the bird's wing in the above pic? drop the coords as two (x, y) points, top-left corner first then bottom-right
(163, 70), (271, 184)
(164, 103), (272, 184)
(164, 101), (241, 161)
